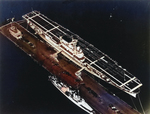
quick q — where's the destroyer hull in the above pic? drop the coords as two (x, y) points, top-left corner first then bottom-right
(0, 21), (141, 114)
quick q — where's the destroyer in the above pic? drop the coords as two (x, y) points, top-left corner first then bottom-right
(48, 75), (94, 114)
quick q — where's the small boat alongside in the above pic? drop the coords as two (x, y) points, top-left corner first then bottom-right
(9, 25), (22, 39)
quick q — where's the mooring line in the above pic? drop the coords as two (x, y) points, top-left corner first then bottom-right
(130, 96), (138, 111)
(137, 94), (145, 114)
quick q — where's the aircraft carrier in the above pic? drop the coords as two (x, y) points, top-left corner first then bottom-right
(0, 11), (143, 114)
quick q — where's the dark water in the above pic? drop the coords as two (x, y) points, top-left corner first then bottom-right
(0, 0), (149, 114)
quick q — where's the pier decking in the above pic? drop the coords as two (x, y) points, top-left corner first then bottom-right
(0, 21), (141, 114)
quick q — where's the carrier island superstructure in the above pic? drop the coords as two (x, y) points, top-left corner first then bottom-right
(0, 11), (143, 114)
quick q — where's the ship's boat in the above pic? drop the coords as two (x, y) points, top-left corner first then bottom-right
(9, 25), (22, 39)
(22, 10), (142, 98)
